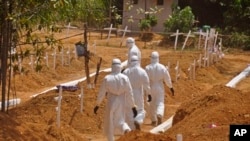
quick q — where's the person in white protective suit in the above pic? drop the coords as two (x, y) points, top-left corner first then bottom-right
(123, 55), (151, 130)
(145, 51), (175, 126)
(126, 37), (141, 67)
(94, 58), (138, 141)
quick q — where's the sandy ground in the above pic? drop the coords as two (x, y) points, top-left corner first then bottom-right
(0, 28), (250, 141)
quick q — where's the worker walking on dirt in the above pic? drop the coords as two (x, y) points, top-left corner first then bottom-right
(126, 37), (141, 67)
(145, 51), (174, 126)
(93, 58), (138, 141)
(123, 55), (151, 130)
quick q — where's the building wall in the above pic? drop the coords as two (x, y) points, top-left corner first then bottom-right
(122, 0), (177, 32)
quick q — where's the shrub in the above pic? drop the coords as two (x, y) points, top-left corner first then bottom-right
(223, 32), (250, 50)
(164, 6), (194, 33)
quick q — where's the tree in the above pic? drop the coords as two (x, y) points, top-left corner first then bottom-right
(0, 0), (112, 112)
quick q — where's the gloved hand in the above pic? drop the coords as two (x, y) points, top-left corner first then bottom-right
(94, 106), (99, 114)
(121, 68), (126, 73)
(170, 88), (174, 96)
(132, 107), (137, 118)
(147, 95), (152, 102)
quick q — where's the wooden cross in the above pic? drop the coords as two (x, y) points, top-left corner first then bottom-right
(104, 24), (117, 45)
(181, 30), (193, 51)
(119, 26), (131, 47)
(170, 29), (183, 50)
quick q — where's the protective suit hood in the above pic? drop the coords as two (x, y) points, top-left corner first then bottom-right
(111, 58), (122, 74)
(130, 55), (139, 67)
(126, 37), (135, 48)
(151, 51), (159, 64)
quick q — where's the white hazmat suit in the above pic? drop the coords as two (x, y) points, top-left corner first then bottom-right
(126, 37), (141, 67)
(123, 55), (151, 130)
(145, 51), (174, 126)
(94, 58), (137, 141)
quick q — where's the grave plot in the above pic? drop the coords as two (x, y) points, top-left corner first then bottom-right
(1, 28), (250, 141)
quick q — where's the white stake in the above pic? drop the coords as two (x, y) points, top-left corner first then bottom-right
(181, 30), (191, 51)
(18, 55), (22, 73)
(204, 30), (209, 51)
(106, 24), (113, 45)
(167, 61), (170, 69)
(45, 52), (49, 67)
(199, 54), (202, 68)
(170, 29), (183, 50)
(94, 40), (96, 55)
(175, 61), (179, 82)
(67, 46), (71, 65)
(57, 86), (62, 128)
(188, 65), (191, 79)
(66, 23), (70, 37)
(176, 134), (183, 141)
(74, 45), (78, 59)
(213, 31), (218, 49)
(203, 54), (207, 67)
(30, 55), (34, 70)
(193, 59), (196, 80)
(53, 49), (56, 70)
(61, 47), (64, 66)
(198, 29), (202, 49)
(174, 29), (179, 50)
(119, 26), (129, 47)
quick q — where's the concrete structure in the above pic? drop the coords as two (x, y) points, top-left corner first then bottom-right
(122, 0), (178, 32)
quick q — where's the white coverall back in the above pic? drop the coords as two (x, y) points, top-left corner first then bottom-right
(126, 37), (141, 67)
(96, 59), (135, 141)
(123, 56), (151, 130)
(145, 52), (173, 122)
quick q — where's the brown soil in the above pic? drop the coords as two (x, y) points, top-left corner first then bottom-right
(0, 29), (250, 141)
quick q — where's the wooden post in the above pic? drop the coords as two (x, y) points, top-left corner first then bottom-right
(67, 47), (71, 65)
(80, 86), (84, 113)
(94, 57), (102, 86)
(84, 23), (91, 88)
(10, 66), (13, 79)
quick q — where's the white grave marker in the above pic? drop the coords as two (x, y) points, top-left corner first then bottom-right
(181, 30), (191, 51)
(170, 29), (183, 50)
(56, 86), (63, 128)
(104, 24), (116, 45)
(53, 48), (56, 70)
(119, 26), (131, 47)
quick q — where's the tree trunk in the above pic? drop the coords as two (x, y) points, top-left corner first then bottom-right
(1, 0), (13, 112)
